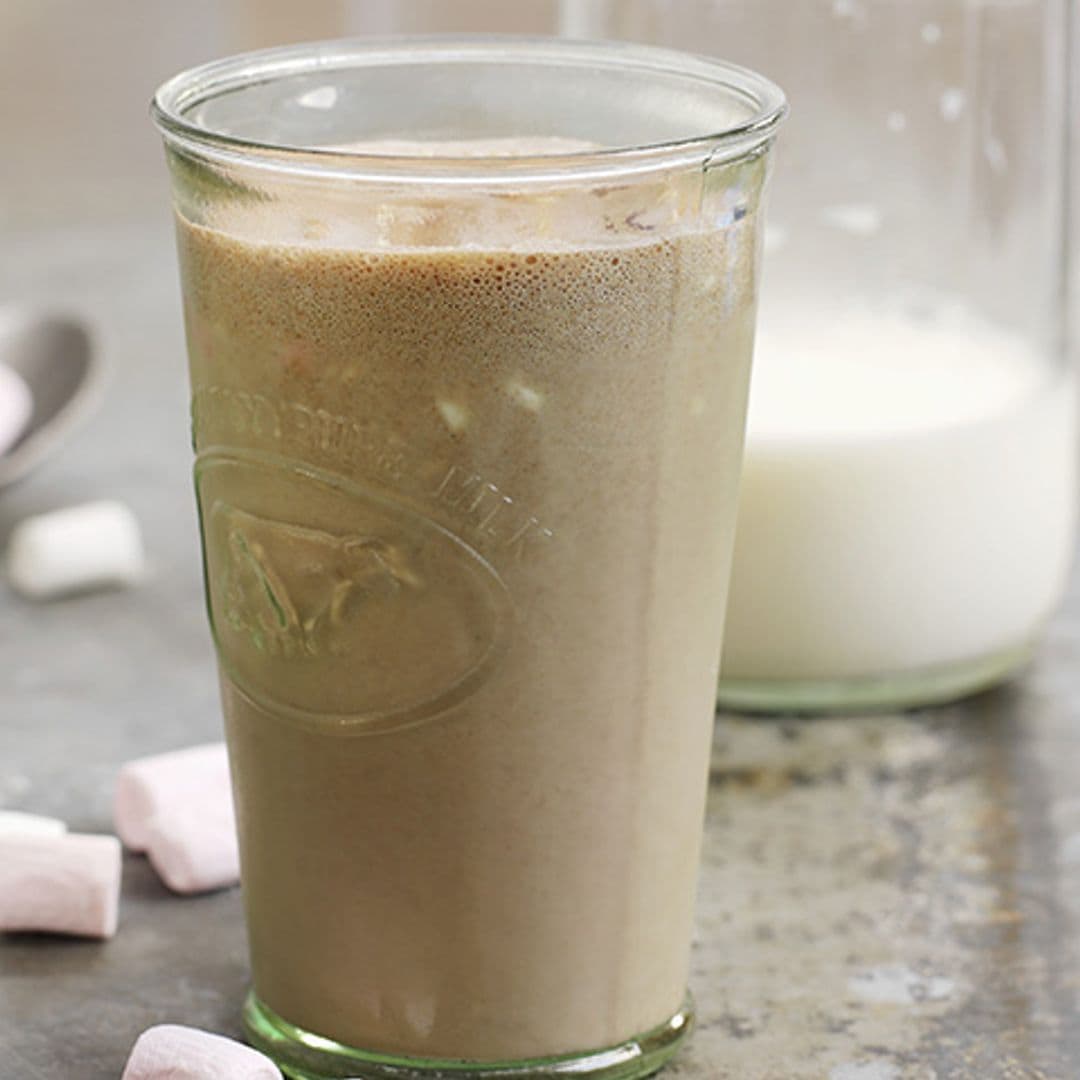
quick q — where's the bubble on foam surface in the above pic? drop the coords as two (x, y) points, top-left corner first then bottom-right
(848, 964), (956, 1005)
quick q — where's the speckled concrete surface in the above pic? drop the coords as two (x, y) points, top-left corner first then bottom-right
(2, 221), (1079, 1079)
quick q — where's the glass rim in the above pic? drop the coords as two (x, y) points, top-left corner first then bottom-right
(150, 34), (787, 185)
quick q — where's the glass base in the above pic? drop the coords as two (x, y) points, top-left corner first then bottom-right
(715, 640), (1034, 715)
(243, 992), (694, 1080)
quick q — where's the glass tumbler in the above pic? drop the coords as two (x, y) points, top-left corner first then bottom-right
(152, 38), (784, 1080)
(570, 0), (1078, 712)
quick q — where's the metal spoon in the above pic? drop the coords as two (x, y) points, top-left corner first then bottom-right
(0, 309), (104, 489)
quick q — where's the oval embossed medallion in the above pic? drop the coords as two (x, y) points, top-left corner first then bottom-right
(196, 451), (513, 733)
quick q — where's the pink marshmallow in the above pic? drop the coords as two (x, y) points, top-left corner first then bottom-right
(0, 833), (121, 938)
(144, 800), (240, 895)
(121, 1025), (281, 1079)
(114, 743), (231, 852)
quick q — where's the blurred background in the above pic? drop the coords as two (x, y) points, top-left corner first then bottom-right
(1, 1), (567, 232)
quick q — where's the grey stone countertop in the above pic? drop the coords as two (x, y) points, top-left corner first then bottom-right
(2, 220), (1079, 1080)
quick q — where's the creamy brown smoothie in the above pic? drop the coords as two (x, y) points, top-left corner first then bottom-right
(176, 147), (760, 1062)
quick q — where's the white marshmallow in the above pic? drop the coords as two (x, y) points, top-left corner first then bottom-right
(0, 810), (67, 837)
(6, 499), (146, 599)
(114, 742), (230, 852)
(121, 1025), (281, 1080)
(144, 801), (240, 895)
(0, 833), (121, 938)
(0, 362), (32, 456)
(114, 742), (239, 894)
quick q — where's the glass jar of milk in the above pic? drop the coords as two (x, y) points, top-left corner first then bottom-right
(563, 0), (1077, 711)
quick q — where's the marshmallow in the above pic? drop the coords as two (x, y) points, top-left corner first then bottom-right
(114, 742), (239, 894)
(121, 1025), (281, 1079)
(6, 499), (146, 599)
(0, 362), (32, 456)
(0, 810), (67, 837)
(0, 833), (121, 938)
(114, 743), (230, 852)
(144, 801), (240, 895)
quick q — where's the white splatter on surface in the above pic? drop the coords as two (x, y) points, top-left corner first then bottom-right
(921, 21), (943, 44)
(830, 1061), (901, 1080)
(848, 965), (956, 1005)
(886, 110), (907, 133)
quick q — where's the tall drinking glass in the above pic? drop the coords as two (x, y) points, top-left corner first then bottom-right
(152, 38), (784, 1080)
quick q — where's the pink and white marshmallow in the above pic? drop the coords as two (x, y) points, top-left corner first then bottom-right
(144, 800), (240, 895)
(114, 742), (239, 894)
(114, 742), (231, 852)
(121, 1025), (281, 1079)
(0, 832), (121, 938)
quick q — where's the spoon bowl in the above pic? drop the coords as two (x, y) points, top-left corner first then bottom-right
(0, 309), (103, 489)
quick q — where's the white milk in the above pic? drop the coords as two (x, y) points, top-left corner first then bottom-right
(720, 306), (1078, 686)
